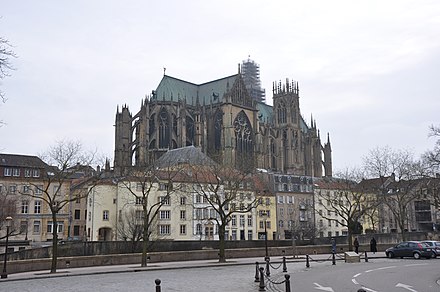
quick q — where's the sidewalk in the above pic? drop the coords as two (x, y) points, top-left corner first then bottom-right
(0, 252), (386, 283)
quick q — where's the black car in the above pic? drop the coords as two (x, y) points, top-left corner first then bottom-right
(385, 241), (433, 259)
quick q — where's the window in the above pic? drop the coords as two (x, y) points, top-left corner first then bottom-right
(135, 196), (143, 205)
(24, 169), (32, 177)
(88, 211), (91, 221)
(20, 221), (28, 233)
(35, 185), (43, 195)
(247, 215), (252, 227)
(159, 224), (170, 235)
(278, 196), (284, 204)
(9, 185), (16, 194)
(103, 210), (109, 221)
(259, 220), (264, 229)
(239, 215), (245, 227)
(196, 223), (202, 235)
(335, 231), (339, 236)
(34, 201), (41, 214)
(231, 215), (236, 226)
(266, 221), (271, 229)
(23, 185), (30, 193)
(231, 230), (237, 240)
(180, 224), (186, 235)
(73, 225), (80, 236)
(180, 196), (186, 205)
(33, 220), (41, 234)
(136, 183), (142, 191)
(158, 196), (170, 205)
(247, 230), (253, 240)
(280, 208), (284, 217)
(287, 196), (293, 204)
(160, 210), (170, 220)
(327, 210), (331, 216)
(279, 220), (284, 228)
(21, 200), (29, 214)
(13, 168), (20, 177)
(328, 219), (331, 227)
(32, 169), (40, 177)
(74, 209), (81, 220)
(328, 231), (332, 237)
(47, 221), (64, 233)
(180, 210), (186, 220)
(4, 168), (12, 176)
(265, 198), (270, 206)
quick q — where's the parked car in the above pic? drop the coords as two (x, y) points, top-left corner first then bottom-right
(385, 241), (433, 259)
(422, 240), (440, 258)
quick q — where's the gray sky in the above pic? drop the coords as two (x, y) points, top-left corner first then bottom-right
(1, 0), (439, 171)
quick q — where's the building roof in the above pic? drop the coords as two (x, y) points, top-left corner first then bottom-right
(0, 153), (48, 168)
(313, 177), (355, 190)
(155, 146), (217, 168)
(153, 74), (238, 106)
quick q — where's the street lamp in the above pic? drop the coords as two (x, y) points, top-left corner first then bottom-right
(262, 211), (269, 261)
(1, 216), (13, 279)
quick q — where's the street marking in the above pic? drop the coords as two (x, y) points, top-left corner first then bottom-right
(396, 283), (418, 292)
(352, 278), (359, 285)
(362, 287), (378, 292)
(404, 263), (427, 268)
(353, 273), (361, 278)
(313, 282), (334, 291)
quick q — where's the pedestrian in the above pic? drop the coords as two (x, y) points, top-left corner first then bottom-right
(331, 238), (336, 254)
(354, 237), (359, 253)
(370, 237), (377, 254)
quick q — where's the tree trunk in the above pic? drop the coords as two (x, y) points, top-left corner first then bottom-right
(218, 225), (226, 263)
(51, 211), (58, 273)
(141, 224), (149, 267)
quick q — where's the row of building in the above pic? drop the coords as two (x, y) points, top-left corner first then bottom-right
(1, 149), (439, 253)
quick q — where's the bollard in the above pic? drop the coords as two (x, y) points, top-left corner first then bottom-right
(255, 262), (260, 282)
(259, 267), (266, 291)
(306, 254), (310, 268)
(285, 274), (291, 292)
(332, 252), (336, 265)
(265, 257), (271, 276)
(357, 289), (366, 292)
(282, 256), (287, 273)
(155, 279), (161, 292)
(364, 251), (369, 262)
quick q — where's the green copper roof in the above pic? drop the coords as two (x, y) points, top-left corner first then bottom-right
(154, 74), (238, 106)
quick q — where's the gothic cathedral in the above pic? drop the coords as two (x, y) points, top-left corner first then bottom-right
(114, 60), (332, 177)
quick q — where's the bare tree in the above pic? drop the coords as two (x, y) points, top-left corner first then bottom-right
(116, 208), (143, 252)
(190, 163), (262, 262)
(424, 125), (440, 173)
(118, 165), (183, 267)
(363, 146), (425, 241)
(315, 169), (377, 250)
(21, 140), (98, 273)
(0, 35), (16, 123)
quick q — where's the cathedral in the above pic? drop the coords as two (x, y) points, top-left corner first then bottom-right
(114, 59), (332, 177)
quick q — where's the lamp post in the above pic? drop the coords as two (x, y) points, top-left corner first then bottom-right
(1, 216), (13, 279)
(262, 212), (269, 261)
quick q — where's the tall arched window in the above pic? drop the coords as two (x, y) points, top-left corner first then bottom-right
(282, 129), (288, 168)
(270, 138), (277, 170)
(214, 110), (223, 151)
(233, 111), (254, 171)
(158, 108), (170, 149)
(186, 116), (195, 146)
(277, 101), (287, 124)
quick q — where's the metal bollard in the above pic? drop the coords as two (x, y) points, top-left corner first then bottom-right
(265, 257), (271, 276)
(255, 262), (260, 282)
(155, 279), (161, 292)
(364, 251), (369, 262)
(332, 252), (336, 265)
(306, 254), (310, 268)
(284, 274), (291, 292)
(282, 256), (287, 272)
(259, 267), (266, 291)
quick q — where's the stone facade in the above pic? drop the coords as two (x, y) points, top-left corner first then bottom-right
(113, 65), (332, 177)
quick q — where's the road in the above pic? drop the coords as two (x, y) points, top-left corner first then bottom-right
(1, 256), (439, 291)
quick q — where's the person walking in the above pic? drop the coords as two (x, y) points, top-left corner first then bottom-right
(370, 237), (377, 254)
(354, 237), (360, 253)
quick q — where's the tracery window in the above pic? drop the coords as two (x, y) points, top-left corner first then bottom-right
(277, 101), (287, 124)
(214, 110), (223, 151)
(159, 108), (170, 148)
(233, 111), (254, 171)
(186, 116), (195, 146)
